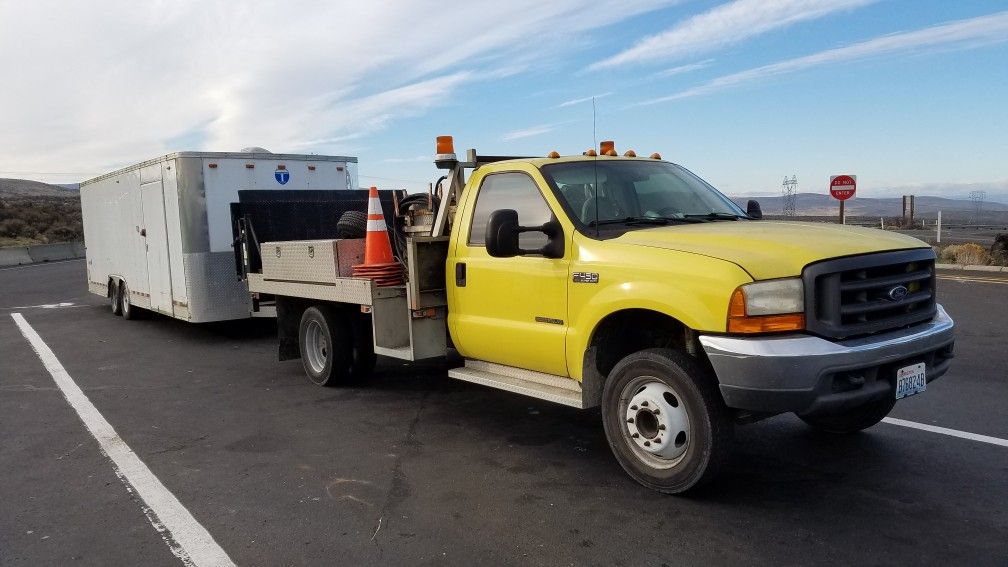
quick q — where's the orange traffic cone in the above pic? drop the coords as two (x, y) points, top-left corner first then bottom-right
(353, 187), (404, 287)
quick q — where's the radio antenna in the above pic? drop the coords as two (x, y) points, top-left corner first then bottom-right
(592, 96), (599, 238)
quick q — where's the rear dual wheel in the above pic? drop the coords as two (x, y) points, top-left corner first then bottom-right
(298, 305), (376, 386)
(602, 348), (733, 494)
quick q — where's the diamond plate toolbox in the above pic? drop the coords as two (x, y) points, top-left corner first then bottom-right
(261, 239), (363, 284)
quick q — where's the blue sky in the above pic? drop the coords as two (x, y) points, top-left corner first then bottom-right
(1, 1), (1006, 200)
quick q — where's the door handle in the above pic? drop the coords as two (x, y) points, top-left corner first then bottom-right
(455, 262), (466, 287)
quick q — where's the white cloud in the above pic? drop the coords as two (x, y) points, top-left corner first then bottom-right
(655, 59), (714, 78)
(502, 124), (558, 141)
(591, 0), (877, 70)
(556, 92), (613, 108)
(636, 11), (1008, 105)
(0, 0), (677, 182)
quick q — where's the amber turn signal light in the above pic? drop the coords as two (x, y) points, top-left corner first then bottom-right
(727, 288), (805, 334)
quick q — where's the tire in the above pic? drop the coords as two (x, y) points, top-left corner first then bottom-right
(601, 348), (733, 494)
(110, 279), (122, 316)
(119, 281), (136, 320)
(298, 305), (374, 386)
(336, 210), (367, 239)
(799, 397), (896, 434)
(348, 312), (377, 381)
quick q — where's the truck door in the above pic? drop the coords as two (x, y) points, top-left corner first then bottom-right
(140, 175), (174, 315)
(449, 171), (570, 376)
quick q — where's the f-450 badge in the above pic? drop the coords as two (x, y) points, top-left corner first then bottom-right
(572, 272), (599, 284)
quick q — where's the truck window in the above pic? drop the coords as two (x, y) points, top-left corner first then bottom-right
(541, 160), (744, 229)
(468, 172), (552, 249)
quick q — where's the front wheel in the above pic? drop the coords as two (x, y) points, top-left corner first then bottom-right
(799, 397), (896, 434)
(601, 348), (732, 494)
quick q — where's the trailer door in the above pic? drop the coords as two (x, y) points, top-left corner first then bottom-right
(140, 176), (174, 315)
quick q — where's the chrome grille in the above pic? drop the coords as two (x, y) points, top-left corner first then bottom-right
(803, 249), (937, 339)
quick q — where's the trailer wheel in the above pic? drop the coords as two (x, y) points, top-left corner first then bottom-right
(601, 348), (732, 494)
(119, 281), (135, 320)
(299, 305), (359, 386)
(110, 279), (123, 316)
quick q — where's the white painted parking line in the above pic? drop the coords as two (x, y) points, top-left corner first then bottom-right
(1, 302), (78, 311)
(882, 417), (1008, 448)
(11, 313), (236, 567)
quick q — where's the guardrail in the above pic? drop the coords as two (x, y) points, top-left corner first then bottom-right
(0, 241), (85, 267)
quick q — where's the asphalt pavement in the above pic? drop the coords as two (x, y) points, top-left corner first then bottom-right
(2, 259), (1006, 566)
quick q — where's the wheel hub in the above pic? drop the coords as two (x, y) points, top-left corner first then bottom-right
(304, 320), (328, 374)
(624, 382), (690, 461)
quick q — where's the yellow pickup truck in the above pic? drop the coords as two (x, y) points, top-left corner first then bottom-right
(233, 137), (955, 494)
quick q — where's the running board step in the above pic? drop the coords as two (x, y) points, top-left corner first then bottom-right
(448, 360), (585, 408)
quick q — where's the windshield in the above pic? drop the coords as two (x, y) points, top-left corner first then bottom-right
(540, 160), (745, 229)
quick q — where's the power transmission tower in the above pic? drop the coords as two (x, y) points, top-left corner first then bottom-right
(782, 175), (798, 217)
(969, 190), (986, 224)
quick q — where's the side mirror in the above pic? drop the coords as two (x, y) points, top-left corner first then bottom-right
(485, 209), (521, 258)
(746, 199), (763, 220)
(485, 209), (565, 259)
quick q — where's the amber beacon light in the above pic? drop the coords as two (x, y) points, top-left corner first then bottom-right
(435, 135), (458, 169)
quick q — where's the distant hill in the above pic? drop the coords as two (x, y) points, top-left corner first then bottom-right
(732, 193), (1008, 224)
(0, 178), (79, 198)
(0, 179), (83, 246)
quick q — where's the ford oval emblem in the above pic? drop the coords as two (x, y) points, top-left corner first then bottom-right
(888, 285), (909, 301)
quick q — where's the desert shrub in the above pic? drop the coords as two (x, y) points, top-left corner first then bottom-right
(938, 245), (957, 264)
(940, 243), (992, 266)
(0, 217), (28, 237)
(0, 196), (82, 244)
(991, 234), (1008, 266)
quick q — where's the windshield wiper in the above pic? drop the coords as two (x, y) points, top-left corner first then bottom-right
(683, 212), (747, 221)
(587, 216), (706, 227)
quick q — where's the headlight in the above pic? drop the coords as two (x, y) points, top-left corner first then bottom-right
(728, 278), (805, 333)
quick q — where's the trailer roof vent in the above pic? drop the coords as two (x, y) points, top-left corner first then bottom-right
(241, 146), (272, 153)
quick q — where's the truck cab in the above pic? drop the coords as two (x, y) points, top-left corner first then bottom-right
(241, 137), (955, 494)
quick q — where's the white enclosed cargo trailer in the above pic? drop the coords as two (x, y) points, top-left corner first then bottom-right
(80, 151), (358, 322)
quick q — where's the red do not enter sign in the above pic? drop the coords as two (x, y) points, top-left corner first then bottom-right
(830, 174), (856, 201)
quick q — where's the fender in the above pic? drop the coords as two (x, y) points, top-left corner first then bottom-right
(565, 240), (753, 380)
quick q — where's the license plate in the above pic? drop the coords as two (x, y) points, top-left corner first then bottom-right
(895, 362), (927, 400)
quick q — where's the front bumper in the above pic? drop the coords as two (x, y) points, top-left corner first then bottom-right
(699, 304), (955, 415)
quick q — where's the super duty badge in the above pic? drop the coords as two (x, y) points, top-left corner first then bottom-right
(572, 272), (599, 284)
